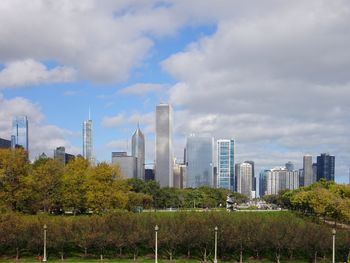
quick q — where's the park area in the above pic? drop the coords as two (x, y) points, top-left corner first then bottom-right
(0, 211), (349, 263)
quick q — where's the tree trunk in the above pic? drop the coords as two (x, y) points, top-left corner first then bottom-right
(133, 252), (136, 261)
(100, 253), (103, 260)
(276, 253), (280, 263)
(84, 247), (87, 257)
(203, 248), (207, 262)
(187, 249), (191, 258)
(314, 251), (317, 263)
(240, 250), (243, 263)
(16, 247), (19, 261)
(119, 247), (122, 256)
(170, 251), (173, 261)
(60, 251), (64, 261)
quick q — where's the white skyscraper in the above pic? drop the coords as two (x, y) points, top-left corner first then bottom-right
(236, 162), (253, 198)
(83, 118), (93, 165)
(132, 125), (145, 180)
(155, 104), (173, 187)
(303, 155), (313, 186)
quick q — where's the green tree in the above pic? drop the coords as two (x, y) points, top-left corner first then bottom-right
(0, 149), (29, 211)
(61, 157), (89, 214)
(85, 162), (128, 213)
(29, 158), (64, 213)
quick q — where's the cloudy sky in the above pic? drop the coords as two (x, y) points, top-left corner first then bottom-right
(0, 0), (349, 183)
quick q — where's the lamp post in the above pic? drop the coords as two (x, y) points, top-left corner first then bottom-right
(332, 228), (336, 263)
(43, 224), (47, 262)
(214, 226), (218, 263)
(155, 225), (159, 263)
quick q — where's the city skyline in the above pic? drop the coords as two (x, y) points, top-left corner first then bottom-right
(0, 1), (349, 183)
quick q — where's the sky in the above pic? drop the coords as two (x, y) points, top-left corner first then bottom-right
(0, 0), (349, 183)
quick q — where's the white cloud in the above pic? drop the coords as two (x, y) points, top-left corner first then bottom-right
(0, 59), (76, 88)
(161, 0), (350, 182)
(101, 113), (126, 128)
(119, 83), (166, 96)
(0, 95), (78, 160)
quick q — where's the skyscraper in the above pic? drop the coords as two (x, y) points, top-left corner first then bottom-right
(83, 118), (93, 165)
(236, 162), (253, 198)
(285, 161), (294, 171)
(12, 116), (29, 153)
(245, 160), (256, 192)
(132, 125), (145, 180)
(185, 134), (214, 188)
(155, 103), (173, 187)
(303, 155), (313, 186)
(112, 152), (137, 179)
(317, 153), (335, 181)
(217, 139), (234, 191)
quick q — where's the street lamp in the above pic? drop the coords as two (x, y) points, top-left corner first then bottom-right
(332, 228), (336, 263)
(43, 224), (47, 262)
(155, 225), (159, 263)
(214, 226), (218, 263)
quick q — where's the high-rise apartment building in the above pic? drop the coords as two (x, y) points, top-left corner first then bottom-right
(265, 167), (299, 195)
(185, 134), (214, 188)
(12, 116), (29, 153)
(303, 155), (313, 186)
(155, 104), (173, 187)
(236, 162), (253, 198)
(132, 125), (145, 180)
(217, 139), (234, 191)
(317, 153), (335, 181)
(83, 118), (93, 164)
(245, 160), (255, 192)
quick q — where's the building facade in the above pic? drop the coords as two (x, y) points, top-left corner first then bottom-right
(185, 134), (214, 188)
(317, 153), (335, 181)
(132, 126), (145, 180)
(54, 146), (75, 165)
(236, 162), (253, 198)
(83, 119), (93, 165)
(265, 167), (299, 195)
(155, 104), (173, 187)
(12, 116), (29, 153)
(303, 155), (313, 186)
(285, 161), (294, 171)
(112, 152), (137, 179)
(217, 139), (234, 191)
(245, 160), (256, 192)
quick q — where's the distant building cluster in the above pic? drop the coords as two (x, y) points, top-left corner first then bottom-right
(0, 106), (337, 199)
(259, 153), (335, 197)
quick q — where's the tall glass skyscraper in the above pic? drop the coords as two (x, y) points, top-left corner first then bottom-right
(12, 116), (29, 153)
(185, 134), (214, 188)
(317, 153), (335, 181)
(155, 103), (173, 187)
(83, 119), (93, 165)
(132, 125), (145, 180)
(217, 139), (234, 191)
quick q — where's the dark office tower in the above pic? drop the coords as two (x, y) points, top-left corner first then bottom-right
(245, 160), (255, 191)
(317, 153), (335, 181)
(12, 116), (29, 153)
(285, 161), (294, 172)
(259, 170), (269, 197)
(132, 125), (145, 180)
(54, 146), (66, 165)
(312, 163), (317, 182)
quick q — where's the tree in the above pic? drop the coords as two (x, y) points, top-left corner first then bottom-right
(0, 149), (29, 211)
(28, 158), (64, 213)
(61, 157), (89, 214)
(85, 162), (128, 213)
